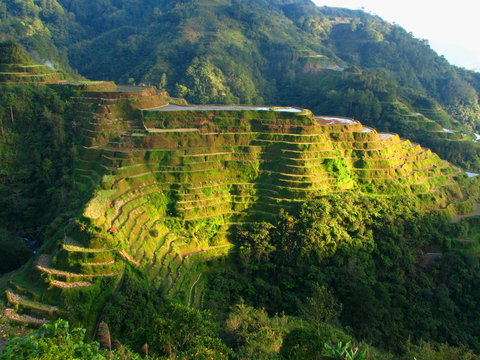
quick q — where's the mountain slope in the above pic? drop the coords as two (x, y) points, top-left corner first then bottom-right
(2, 0), (479, 170)
(1, 75), (475, 331)
(1, 42), (480, 358)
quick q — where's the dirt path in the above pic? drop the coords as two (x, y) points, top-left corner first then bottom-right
(188, 273), (203, 307)
(453, 203), (480, 223)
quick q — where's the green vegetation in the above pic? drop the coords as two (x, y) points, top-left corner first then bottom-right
(0, 56), (477, 345)
(0, 319), (148, 360)
(2, 0), (479, 169)
(0, 41), (34, 65)
(101, 270), (232, 360)
(206, 195), (480, 358)
(1, 2), (480, 358)
(0, 82), (80, 273)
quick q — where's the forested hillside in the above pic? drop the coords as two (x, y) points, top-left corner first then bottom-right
(1, 1), (480, 359)
(0, 41), (479, 359)
(1, 0), (480, 170)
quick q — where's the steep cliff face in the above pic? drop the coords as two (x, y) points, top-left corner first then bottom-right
(2, 79), (475, 331)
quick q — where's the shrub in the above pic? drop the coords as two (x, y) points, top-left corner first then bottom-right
(0, 319), (149, 360)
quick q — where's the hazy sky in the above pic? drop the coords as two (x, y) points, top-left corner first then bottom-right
(312, 0), (480, 71)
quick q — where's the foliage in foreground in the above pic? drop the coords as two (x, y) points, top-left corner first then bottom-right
(0, 319), (146, 360)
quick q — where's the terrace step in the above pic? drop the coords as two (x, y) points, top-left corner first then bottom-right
(5, 290), (59, 313)
(80, 260), (116, 267)
(3, 308), (49, 325)
(36, 255), (119, 278)
(50, 280), (92, 289)
(62, 238), (115, 253)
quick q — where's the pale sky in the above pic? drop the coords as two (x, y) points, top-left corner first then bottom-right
(312, 0), (480, 71)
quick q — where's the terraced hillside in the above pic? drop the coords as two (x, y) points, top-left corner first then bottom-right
(0, 41), (64, 84)
(0, 63), (64, 84)
(1, 82), (475, 331)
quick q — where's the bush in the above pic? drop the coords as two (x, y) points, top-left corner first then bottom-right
(0, 319), (150, 360)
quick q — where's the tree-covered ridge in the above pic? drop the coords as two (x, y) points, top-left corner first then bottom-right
(0, 41), (34, 65)
(0, 0), (82, 76)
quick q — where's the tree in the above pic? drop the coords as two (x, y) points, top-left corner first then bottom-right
(158, 73), (167, 91)
(141, 303), (232, 359)
(236, 222), (276, 264)
(225, 303), (290, 360)
(178, 58), (239, 104)
(298, 283), (342, 335)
